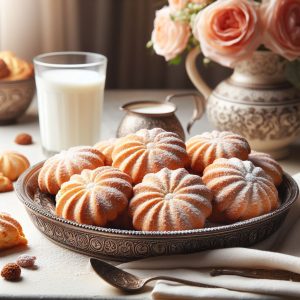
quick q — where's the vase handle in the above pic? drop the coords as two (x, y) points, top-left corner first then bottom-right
(185, 47), (212, 100)
(165, 92), (205, 134)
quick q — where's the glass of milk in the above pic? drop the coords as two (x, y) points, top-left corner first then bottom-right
(34, 52), (107, 156)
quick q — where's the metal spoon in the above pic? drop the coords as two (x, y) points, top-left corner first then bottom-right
(90, 258), (219, 292)
(90, 258), (300, 293)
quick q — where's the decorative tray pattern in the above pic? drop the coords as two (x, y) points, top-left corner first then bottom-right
(16, 162), (298, 261)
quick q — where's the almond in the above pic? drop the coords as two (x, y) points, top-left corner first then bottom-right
(15, 133), (33, 145)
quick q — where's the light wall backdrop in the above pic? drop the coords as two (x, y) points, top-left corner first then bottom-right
(0, 0), (231, 89)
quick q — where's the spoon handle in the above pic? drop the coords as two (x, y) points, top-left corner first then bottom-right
(211, 268), (300, 282)
(144, 275), (220, 288)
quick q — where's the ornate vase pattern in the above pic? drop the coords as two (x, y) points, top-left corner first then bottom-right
(186, 50), (300, 159)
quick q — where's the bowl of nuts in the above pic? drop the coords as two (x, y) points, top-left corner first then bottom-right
(0, 51), (35, 125)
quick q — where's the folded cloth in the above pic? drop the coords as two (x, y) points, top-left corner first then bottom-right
(118, 174), (300, 299)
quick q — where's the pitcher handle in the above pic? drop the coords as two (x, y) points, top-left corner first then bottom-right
(185, 47), (212, 100)
(165, 92), (205, 134)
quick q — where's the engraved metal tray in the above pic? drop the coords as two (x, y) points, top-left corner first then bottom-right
(16, 162), (299, 262)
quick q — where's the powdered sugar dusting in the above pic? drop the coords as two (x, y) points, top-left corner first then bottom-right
(129, 168), (212, 231)
(186, 130), (250, 173)
(202, 157), (279, 222)
(38, 146), (105, 195)
(249, 151), (283, 186)
(56, 166), (132, 226)
(112, 128), (188, 184)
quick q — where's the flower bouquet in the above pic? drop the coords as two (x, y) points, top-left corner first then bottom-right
(148, 0), (300, 88)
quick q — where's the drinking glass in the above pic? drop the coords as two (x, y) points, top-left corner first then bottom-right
(34, 52), (107, 156)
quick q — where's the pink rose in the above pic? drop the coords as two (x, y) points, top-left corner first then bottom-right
(260, 0), (300, 61)
(193, 0), (262, 67)
(168, 0), (189, 11)
(151, 7), (190, 61)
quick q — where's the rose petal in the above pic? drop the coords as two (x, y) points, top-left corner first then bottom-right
(261, 0), (300, 61)
(152, 6), (190, 61)
(193, 0), (262, 67)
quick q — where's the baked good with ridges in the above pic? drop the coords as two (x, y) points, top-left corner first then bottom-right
(186, 130), (251, 174)
(0, 173), (13, 192)
(202, 157), (279, 223)
(129, 167), (213, 231)
(248, 151), (283, 186)
(0, 51), (33, 81)
(94, 138), (117, 166)
(0, 213), (27, 250)
(112, 128), (189, 184)
(38, 146), (106, 195)
(0, 151), (30, 181)
(56, 166), (133, 226)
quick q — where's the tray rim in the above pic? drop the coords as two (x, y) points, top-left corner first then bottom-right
(16, 161), (299, 238)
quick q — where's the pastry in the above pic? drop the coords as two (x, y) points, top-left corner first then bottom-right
(38, 146), (106, 195)
(56, 166), (133, 226)
(0, 51), (33, 81)
(94, 138), (117, 166)
(186, 130), (251, 174)
(112, 128), (189, 184)
(202, 158), (279, 223)
(129, 168), (213, 231)
(0, 173), (13, 193)
(0, 213), (27, 250)
(249, 151), (283, 186)
(0, 58), (10, 79)
(0, 151), (30, 181)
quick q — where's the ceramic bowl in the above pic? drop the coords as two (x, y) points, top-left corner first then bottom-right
(16, 162), (298, 261)
(0, 77), (35, 124)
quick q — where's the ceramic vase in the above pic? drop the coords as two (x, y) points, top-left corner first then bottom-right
(186, 49), (300, 159)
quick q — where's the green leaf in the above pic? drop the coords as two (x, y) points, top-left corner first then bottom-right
(168, 55), (182, 65)
(285, 60), (300, 89)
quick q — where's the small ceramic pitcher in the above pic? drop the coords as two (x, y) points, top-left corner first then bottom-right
(116, 92), (204, 141)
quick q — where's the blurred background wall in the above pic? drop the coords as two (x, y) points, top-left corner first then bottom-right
(0, 0), (231, 89)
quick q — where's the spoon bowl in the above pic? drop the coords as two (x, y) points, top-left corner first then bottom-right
(90, 258), (218, 292)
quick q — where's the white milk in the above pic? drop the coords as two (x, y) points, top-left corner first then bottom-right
(36, 69), (105, 153)
(128, 103), (175, 114)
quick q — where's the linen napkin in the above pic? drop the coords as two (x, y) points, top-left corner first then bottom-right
(118, 173), (300, 299)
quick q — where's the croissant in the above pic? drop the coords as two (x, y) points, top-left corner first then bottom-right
(0, 51), (33, 81)
(0, 213), (27, 250)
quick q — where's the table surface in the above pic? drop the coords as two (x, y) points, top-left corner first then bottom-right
(1, 89), (300, 300)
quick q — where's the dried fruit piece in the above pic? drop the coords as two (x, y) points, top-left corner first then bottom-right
(17, 255), (36, 268)
(1, 263), (21, 281)
(15, 133), (33, 145)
